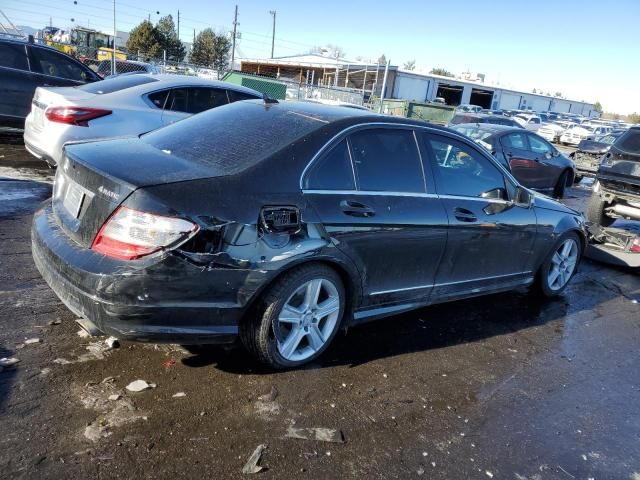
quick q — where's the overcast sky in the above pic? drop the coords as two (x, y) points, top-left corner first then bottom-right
(5, 0), (639, 114)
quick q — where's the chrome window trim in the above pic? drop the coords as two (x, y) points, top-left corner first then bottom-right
(302, 189), (438, 199)
(369, 271), (533, 296)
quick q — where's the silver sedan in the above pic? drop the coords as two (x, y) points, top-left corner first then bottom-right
(23, 74), (262, 166)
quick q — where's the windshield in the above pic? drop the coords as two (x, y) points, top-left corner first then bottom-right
(599, 135), (617, 145)
(615, 129), (640, 154)
(451, 125), (493, 141)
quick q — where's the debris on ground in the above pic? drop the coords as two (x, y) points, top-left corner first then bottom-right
(105, 337), (120, 349)
(258, 386), (279, 402)
(485, 471), (494, 478)
(40, 368), (51, 375)
(0, 357), (20, 367)
(108, 394), (121, 401)
(53, 358), (72, 365)
(162, 359), (177, 368)
(77, 329), (90, 338)
(172, 392), (187, 398)
(126, 380), (156, 392)
(242, 444), (267, 474)
(285, 426), (345, 443)
(24, 338), (42, 345)
(48, 319), (62, 326)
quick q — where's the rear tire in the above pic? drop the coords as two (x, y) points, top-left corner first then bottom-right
(585, 193), (615, 227)
(240, 263), (345, 369)
(534, 232), (582, 297)
(553, 170), (570, 198)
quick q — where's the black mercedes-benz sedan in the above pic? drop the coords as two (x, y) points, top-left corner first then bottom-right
(32, 100), (586, 368)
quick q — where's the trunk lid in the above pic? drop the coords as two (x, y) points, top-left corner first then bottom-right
(53, 137), (221, 247)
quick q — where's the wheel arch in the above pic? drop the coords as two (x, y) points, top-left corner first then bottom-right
(241, 256), (363, 326)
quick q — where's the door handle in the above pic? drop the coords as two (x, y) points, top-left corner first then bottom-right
(453, 207), (477, 222)
(340, 200), (375, 217)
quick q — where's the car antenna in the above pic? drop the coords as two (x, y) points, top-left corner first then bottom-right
(263, 95), (278, 104)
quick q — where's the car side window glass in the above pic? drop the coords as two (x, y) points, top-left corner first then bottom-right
(0, 43), (28, 70)
(349, 129), (425, 193)
(188, 87), (229, 114)
(147, 90), (170, 109)
(166, 88), (189, 112)
(503, 132), (528, 150)
(427, 136), (506, 198)
(29, 47), (86, 81)
(528, 135), (553, 155)
(227, 90), (260, 103)
(305, 139), (355, 190)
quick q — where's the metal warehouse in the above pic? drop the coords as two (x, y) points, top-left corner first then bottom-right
(240, 55), (596, 116)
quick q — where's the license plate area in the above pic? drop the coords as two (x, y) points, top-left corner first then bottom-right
(63, 181), (86, 218)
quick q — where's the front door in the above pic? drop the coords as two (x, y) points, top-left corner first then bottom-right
(302, 127), (448, 308)
(421, 132), (537, 301)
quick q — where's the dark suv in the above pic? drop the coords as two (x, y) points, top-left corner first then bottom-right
(587, 126), (640, 226)
(0, 38), (100, 128)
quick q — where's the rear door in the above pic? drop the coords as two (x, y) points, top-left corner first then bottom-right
(0, 42), (33, 123)
(421, 132), (537, 301)
(161, 87), (230, 125)
(302, 126), (448, 307)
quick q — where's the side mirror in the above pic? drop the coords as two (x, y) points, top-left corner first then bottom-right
(480, 187), (507, 201)
(544, 151), (553, 160)
(514, 186), (534, 208)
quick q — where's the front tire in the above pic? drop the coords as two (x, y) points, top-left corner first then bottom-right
(240, 263), (345, 369)
(585, 193), (615, 227)
(535, 232), (582, 297)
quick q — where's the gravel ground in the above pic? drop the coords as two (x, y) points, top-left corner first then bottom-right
(0, 131), (639, 480)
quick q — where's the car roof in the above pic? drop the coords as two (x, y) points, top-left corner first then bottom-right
(452, 123), (521, 133)
(0, 37), (66, 54)
(114, 73), (265, 95)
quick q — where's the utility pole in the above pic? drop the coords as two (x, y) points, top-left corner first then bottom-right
(231, 5), (238, 69)
(112, 0), (116, 76)
(269, 10), (276, 59)
(378, 59), (390, 113)
(177, 10), (180, 40)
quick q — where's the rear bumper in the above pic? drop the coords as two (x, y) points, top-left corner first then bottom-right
(31, 201), (261, 344)
(24, 140), (57, 167)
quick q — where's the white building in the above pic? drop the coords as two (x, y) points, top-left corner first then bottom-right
(392, 70), (596, 116)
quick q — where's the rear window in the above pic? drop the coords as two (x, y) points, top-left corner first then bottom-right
(77, 75), (158, 94)
(615, 129), (640, 154)
(142, 101), (326, 176)
(451, 125), (493, 141)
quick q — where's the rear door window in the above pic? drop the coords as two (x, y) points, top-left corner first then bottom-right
(0, 43), (28, 70)
(227, 90), (261, 103)
(426, 135), (506, 198)
(147, 89), (170, 109)
(349, 128), (425, 193)
(305, 139), (355, 190)
(28, 47), (87, 81)
(165, 87), (229, 114)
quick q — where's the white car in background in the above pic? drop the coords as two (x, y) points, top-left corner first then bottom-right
(23, 74), (262, 166)
(559, 124), (613, 146)
(514, 113), (542, 131)
(537, 121), (570, 143)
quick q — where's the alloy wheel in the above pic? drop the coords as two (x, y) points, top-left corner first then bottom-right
(547, 238), (578, 291)
(275, 278), (341, 362)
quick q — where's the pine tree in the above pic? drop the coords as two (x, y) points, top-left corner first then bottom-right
(156, 15), (185, 62)
(126, 20), (162, 60)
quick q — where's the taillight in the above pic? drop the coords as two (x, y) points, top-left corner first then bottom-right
(92, 207), (198, 260)
(631, 238), (640, 254)
(45, 106), (112, 126)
